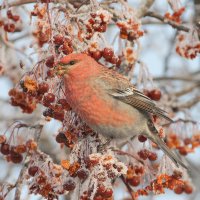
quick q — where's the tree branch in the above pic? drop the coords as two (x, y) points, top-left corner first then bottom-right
(144, 11), (199, 36)
(137, 0), (155, 18)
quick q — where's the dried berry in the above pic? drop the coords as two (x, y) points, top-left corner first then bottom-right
(138, 135), (147, 142)
(10, 152), (23, 163)
(102, 48), (114, 59)
(1, 143), (10, 155)
(77, 168), (89, 180)
(45, 56), (55, 68)
(28, 166), (39, 176)
(38, 82), (49, 94)
(63, 178), (76, 191)
(56, 132), (67, 143)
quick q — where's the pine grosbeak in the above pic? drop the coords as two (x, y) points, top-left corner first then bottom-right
(55, 53), (186, 169)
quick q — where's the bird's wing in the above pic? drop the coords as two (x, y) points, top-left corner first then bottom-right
(96, 66), (172, 122)
(108, 87), (173, 122)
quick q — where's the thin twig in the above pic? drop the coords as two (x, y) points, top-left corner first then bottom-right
(14, 124), (43, 200)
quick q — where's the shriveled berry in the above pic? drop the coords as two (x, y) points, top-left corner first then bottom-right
(128, 31), (137, 41)
(45, 56), (55, 68)
(4, 23), (15, 32)
(56, 132), (66, 143)
(43, 93), (55, 103)
(38, 82), (49, 94)
(28, 166), (39, 176)
(10, 152), (23, 163)
(77, 168), (89, 180)
(15, 144), (26, 153)
(184, 138), (191, 145)
(1, 144), (10, 155)
(53, 34), (64, 45)
(43, 108), (54, 117)
(57, 99), (71, 110)
(138, 135), (147, 142)
(63, 178), (76, 191)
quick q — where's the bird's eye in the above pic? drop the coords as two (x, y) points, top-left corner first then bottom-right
(69, 60), (76, 65)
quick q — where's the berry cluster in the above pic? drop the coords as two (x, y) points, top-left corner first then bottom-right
(85, 10), (112, 39)
(27, 151), (74, 200)
(0, 9), (20, 33)
(33, 21), (51, 47)
(166, 133), (200, 156)
(176, 32), (200, 59)
(164, 7), (185, 24)
(79, 152), (127, 199)
(88, 47), (121, 66)
(138, 149), (158, 161)
(135, 171), (192, 197)
(56, 131), (76, 149)
(117, 19), (144, 41)
(53, 35), (73, 55)
(126, 165), (144, 187)
(9, 88), (38, 113)
(0, 135), (37, 164)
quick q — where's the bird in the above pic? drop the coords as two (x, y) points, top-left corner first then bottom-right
(55, 53), (187, 169)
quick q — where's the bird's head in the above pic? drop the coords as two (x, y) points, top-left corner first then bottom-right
(54, 53), (91, 76)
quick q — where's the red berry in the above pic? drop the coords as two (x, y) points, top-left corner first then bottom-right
(128, 176), (140, 187)
(57, 99), (71, 110)
(77, 168), (89, 180)
(46, 69), (54, 78)
(97, 23), (107, 32)
(10, 152), (23, 163)
(102, 48), (114, 59)
(138, 149), (149, 160)
(7, 10), (13, 18)
(184, 184), (193, 194)
(43, 93), (55, 104)
(138, 135), (147, 142)
(1, 144), (10, 155)
(148, 152), (157, 161)
(53, 34), (64, 45)
(38, 82), (49, 94)
(184, 138), (191, 145)
(149, 89), (161, 101)
(174, 185), (184, 194)
(179, 147), (188, 156)
(45, 56), (55, 68)
(4, 23), (15, 32)
(56, 132), (66, 143)
(63, 178), (76, 191)
(90, 50), (102, 61)
(28, 166), (39, 176)
(102, 188), (113, 198)
(12, 15), (20, 22)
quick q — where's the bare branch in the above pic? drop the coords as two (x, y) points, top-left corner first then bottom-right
(137, 0), (155, 18)
(144, 11), (199, 36)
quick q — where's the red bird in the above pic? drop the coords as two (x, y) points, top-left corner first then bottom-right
(55, 53), (187, 169)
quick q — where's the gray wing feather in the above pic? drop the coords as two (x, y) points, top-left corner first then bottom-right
(109, 88), (173, 122)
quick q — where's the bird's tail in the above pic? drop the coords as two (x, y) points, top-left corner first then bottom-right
(152, 134), (188, 169)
